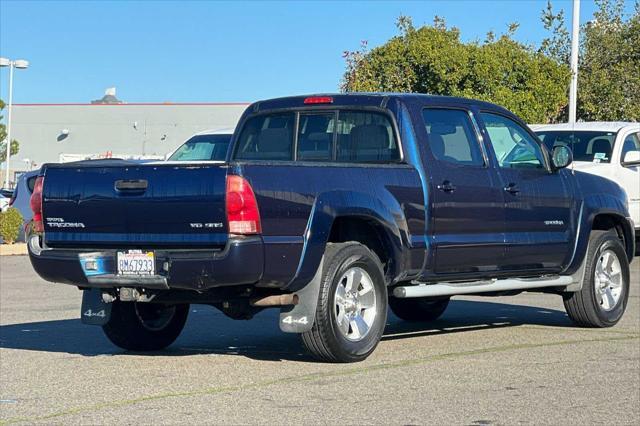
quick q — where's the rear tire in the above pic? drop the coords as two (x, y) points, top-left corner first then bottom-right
(389, 296), (449, 322)
(102, 301), (189, 351)
(563, 230), (630, 328)
(301, 242), (387, 363)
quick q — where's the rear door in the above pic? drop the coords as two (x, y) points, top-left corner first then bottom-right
(422, 107), (506, 274)
(42, 161), (229, 248)
(478, 111), (574, 272)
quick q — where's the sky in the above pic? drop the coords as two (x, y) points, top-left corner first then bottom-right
(0, 0), (636, 104)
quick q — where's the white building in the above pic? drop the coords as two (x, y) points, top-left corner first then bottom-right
(2, 93), (249, 185)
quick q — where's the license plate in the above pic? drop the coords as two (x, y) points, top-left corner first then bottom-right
(117, 251), (155, 275)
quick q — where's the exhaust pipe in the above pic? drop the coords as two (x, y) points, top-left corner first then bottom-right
(250, 294), (299, 307)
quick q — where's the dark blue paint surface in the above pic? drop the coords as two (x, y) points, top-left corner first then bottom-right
(31, 94), (635, 291)
(42, 162), (228, 248)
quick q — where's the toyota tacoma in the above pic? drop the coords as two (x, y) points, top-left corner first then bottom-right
(28, 94), (635, 362)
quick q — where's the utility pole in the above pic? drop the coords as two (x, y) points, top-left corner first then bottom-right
(569, 0), (580, 124)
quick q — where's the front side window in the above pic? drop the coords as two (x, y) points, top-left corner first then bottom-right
(168, 134), (232, 161)
(235, 113), (295, 161)
(422, 108), (484, 166)
(336, 111), (399, 162)
(535, 130), (617, 163)
(481, 112), (545, 169)
(620, 132), (640, 163)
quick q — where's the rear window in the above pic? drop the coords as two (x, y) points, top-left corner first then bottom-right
(235, 113), (295, 161)
(168, 134), (232, 161)
(234, 110), (399, 163)
(298, 113), (334, 161)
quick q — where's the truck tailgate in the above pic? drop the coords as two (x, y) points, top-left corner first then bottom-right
(41, 161), (229, 248)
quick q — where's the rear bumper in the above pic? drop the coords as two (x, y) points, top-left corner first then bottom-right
(27, 235), (264, 290)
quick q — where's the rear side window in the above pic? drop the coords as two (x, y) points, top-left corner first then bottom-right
(235, 113), (295, 161)
(422, 109), (484, 166)
(336, 111), (399, 162)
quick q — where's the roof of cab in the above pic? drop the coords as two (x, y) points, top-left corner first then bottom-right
(251, 92), (512, 115)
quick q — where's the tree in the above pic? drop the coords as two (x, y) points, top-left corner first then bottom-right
(0, 99), (20, 163)
(341, 16), (570, 124)
(540, 0), (640, 121)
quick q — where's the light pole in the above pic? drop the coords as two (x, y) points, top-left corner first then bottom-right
(568, 0), (580, 124)
(0, 57), (29, 189)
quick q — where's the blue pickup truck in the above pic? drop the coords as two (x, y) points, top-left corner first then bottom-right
(28, 94), (635, 362)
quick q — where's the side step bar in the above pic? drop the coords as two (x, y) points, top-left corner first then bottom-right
(393, 275), (574, 298)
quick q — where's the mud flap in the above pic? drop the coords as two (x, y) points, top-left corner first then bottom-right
(279, 258), (323, 333)
(80, 289), (112, 325)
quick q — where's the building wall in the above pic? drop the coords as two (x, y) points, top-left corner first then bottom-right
(5, 103), (249, 173)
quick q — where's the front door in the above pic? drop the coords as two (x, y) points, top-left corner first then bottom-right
(479, 111), (574, 272)
(615, 131), (640, 227)
(422, 107), (506, 275)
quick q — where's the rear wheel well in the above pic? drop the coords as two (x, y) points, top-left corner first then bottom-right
(592, 214), (632, 260)
(328, 216), (393, 282)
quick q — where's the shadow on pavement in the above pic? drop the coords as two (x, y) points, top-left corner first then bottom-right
(0, 299), (572, 361)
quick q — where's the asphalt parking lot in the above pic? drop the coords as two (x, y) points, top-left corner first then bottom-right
(1, 255), (638, 425)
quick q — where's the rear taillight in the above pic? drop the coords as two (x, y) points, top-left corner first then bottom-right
(226, 175), (261, 235)
(30, 176), (44, 233)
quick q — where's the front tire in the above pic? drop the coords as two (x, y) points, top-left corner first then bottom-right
(563, 230), (630, 327)
(302, 242), (387, 363)
(102, 301), (189, 351)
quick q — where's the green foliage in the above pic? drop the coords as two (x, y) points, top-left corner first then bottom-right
(540, 0), (640, 121)
(0, 207), (23, 244)
(341, 16), (570, 124)
(539, 0), (570, 64)
(0, 99), (20, 163)
(579, 0), (640, 120)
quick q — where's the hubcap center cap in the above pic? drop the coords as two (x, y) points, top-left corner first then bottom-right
(343, 293), (359, 314)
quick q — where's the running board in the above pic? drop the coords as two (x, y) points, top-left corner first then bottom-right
(393, 275), (574, 298)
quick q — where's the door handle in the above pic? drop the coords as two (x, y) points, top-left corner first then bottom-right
(504, 183), (520, 195)
(437, 181), (456, 193)
(115, 179), (148, 192)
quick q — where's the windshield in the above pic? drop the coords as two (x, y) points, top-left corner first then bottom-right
(535, 130), (617, 163)
(168, 134), (232, 161)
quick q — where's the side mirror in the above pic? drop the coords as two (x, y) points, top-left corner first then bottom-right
(622, 150), (640, 166)
(552, 145), (573, 170)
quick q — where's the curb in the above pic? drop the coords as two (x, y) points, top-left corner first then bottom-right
(0, 243), (28, 256)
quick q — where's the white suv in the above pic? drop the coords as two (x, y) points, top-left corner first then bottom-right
(532, 122), (640, 245)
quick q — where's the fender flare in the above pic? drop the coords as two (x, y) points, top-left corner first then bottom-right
(285, 190), (408, 292)
(565, 195), (634, 274)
